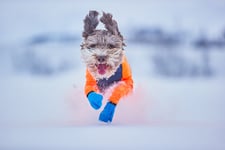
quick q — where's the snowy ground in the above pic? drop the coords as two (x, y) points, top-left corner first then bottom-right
(1, 73), (225, 150)
(1, 0), (225, 149)
(1, 125), (225, 150)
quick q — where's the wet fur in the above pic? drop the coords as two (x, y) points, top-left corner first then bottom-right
(81, 11), (125, 80)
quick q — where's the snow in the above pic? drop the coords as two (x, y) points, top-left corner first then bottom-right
(1, 0), (225, 149)
(1, 72), (225, 149)
(1, 126), (224, 150)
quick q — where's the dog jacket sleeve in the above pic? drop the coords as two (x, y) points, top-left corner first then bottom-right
(85, 69), (99, 96)
(109, 56), (133, 104)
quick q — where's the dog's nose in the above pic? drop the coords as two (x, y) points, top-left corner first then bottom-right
(97, 56), (106, 63)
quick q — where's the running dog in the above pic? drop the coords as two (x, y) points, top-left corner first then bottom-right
(80, 10), (133, 123)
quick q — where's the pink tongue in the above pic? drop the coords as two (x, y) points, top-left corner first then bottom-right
(97, 64), (107, 75)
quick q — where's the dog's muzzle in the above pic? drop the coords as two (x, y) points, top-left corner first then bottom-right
(95, 55), (109, 75)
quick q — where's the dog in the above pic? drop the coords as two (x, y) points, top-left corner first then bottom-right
(80, 10), (133, 123)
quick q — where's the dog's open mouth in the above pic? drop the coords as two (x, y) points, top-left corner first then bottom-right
(96, 64), (108, 75)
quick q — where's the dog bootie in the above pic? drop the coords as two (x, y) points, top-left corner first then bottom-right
(87, 92), (103, 110)
(99, 102), (116, 123)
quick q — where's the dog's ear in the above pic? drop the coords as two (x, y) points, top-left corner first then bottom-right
(100, 12), (124, 40)
(82, 10), (99, 39)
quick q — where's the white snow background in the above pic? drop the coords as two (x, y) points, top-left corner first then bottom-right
(0, 0), (225, 149)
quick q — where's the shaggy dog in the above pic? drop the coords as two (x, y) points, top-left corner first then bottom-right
(80, 10), (133, 123)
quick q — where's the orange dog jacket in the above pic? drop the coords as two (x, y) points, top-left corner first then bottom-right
(85, 56), (133, 104)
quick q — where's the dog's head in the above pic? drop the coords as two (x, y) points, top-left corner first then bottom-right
(80, 10), (125, 80)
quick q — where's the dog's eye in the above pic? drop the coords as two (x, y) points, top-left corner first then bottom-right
(88, 44), (96, 49)
(107, 44), (116, 49)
